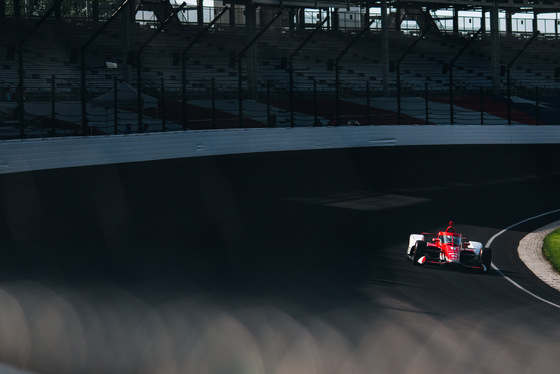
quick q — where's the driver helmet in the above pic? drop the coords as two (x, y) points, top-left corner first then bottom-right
(446, 221), (455, 233)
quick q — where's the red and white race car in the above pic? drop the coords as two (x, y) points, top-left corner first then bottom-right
(406, 221), (492, 272)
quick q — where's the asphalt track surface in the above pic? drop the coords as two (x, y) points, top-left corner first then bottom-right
(0, 144), (560, 373)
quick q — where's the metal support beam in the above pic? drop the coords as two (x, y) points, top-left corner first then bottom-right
(396, 27), (430, 125)
(335, 18), (375, 126)
(161, 77), (166, 132)
(114, 77), (118, 134)
(453, 7), (459, 37)
(137, 2), (186, 133)
(490, 3), (500, 96)
(81, 0), (132, 136)
(381, 0), (389, 96)
(17, 0), (64, 138)
(448, 28), (482, 125)
(289, 15), (329, 127)
(51, 74), (56, 136)
(507, 30), (539, 125)
(197, 0), (203, 26)
(237, 11), (282, 128)
(181, 6), (229, 130)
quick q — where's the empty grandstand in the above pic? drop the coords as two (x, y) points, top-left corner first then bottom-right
(1, 0), (559, 137)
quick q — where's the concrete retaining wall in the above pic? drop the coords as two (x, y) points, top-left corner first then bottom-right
(1, 125), (560, 174)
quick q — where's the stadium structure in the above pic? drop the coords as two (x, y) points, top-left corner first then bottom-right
(1, 0), (560, 136)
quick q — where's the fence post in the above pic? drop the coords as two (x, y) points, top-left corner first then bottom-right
(51, 74), (56, 136)
(18, 43), (25, 137)
(238, 57), (243, 128)
(425, 82), (429, 125)
(507, 65), (511, 125)
(336, 65), (341, 126)
(267, 80), (270, 127)
(314, 79), (318, 125)
(480, 86), (484, 125)
(182, 58), (187, 130)
(397, 67), (401, 125)
(161, 77), (166, 132)
(366, 81), (370, 125)
(212, 78), (216, 129)
(137, 53), (143, 132)
(289, 59), (294, 127)
(536, 86), (539, 125)
(114, 77), (118, 134)
(449, 65), (454, 125)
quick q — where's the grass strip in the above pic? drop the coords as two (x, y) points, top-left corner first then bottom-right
(543, 228), (560, 274)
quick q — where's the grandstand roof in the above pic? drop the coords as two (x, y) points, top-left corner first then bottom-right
(390, 0), (560, 11)
(226, 0), (354, 8)
(225, 0), (560, 11)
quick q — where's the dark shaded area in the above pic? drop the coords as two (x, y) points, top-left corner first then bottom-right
(430, 96), (537, 124)
(259, 98), (427, 125)
(1, 144), (560, 296)
(163, 102), (264, 129)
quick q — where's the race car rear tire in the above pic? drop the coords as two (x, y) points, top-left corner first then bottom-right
(480, 247), (492, 271)
(412, 241), (426, 266)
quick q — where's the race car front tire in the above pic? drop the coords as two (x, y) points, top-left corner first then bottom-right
(412, 241), (426, 266)
(480, 247), (492, 272)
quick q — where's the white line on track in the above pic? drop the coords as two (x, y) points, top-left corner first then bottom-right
(486, 209), (560, 310)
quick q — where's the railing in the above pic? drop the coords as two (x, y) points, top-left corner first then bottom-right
(0, 77), (549, 141)
(5, 4), (560, 36)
